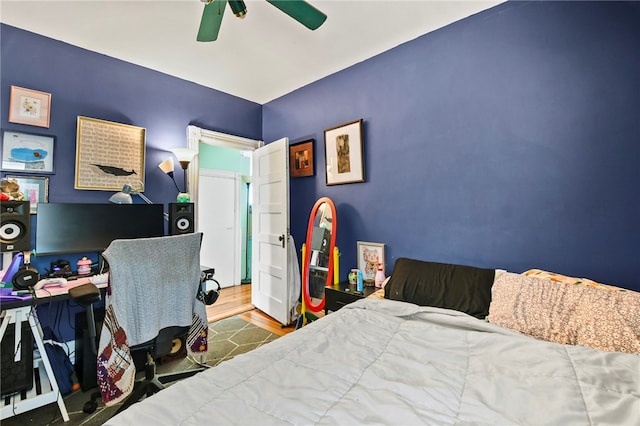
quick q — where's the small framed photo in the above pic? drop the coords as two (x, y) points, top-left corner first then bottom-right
(357, 241), (385, 283)
(324, 119), (364, 185)
(289, 139), (314, 178)
(1, 130), (56, 174)
(8, 86), (52, 128)
(2, 175), (49, 214)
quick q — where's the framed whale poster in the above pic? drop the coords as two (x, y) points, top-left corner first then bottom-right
(75, 116), (146, 191)
(1, 130), (55, 174)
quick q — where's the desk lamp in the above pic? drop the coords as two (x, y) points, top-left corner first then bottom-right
(108, 183), (153, 205)
(109, 184), (168, 220)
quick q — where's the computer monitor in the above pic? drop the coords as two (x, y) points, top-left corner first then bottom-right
(35, 203), (165, 256)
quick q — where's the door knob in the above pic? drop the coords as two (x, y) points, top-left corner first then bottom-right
(279, 234), (285, 248)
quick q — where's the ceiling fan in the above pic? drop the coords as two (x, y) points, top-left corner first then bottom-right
(197, 0), (328, 42)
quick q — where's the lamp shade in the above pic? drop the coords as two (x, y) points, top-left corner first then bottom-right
(158, 158), (175, 175)
(109, 184), (133, 204)
(170, 148), (198, 167)
(159, 157), (182, 192)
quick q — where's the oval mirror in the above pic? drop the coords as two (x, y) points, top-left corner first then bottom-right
(302, 197), (337, 313)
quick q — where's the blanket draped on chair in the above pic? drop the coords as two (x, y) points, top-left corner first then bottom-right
(96, 233), (208, 407)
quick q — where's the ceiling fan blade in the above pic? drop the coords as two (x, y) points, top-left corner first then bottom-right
(197, 0), (228, 42)
(266, 0), (327, 30)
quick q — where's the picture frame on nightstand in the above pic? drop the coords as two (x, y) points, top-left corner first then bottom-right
(356, 241), (385, 283)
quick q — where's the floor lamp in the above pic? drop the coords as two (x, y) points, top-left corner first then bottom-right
(159, 148), (197, 202)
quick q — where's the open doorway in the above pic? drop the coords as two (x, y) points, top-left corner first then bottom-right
(186, 126), (262, 288)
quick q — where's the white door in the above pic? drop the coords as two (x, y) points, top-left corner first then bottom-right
(198, 169), (241, 289)
(251, 138), (290, 325)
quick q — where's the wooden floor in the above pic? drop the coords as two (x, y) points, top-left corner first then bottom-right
(206, 284), (295, 336)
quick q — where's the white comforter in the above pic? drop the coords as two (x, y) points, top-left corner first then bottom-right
(107, 298), (640, 425)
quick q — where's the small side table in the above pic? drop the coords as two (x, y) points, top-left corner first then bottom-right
(324, 282), (377, 314)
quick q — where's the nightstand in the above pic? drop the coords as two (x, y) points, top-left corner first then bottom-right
(324, 282), (377, 314)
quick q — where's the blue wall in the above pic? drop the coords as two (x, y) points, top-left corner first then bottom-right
(264, 1), (640, 291)
(1, 24), (261, 261)
(1, 25), (262, 206)
(1, 24), (262, 340)
(2, 0), (639, 302)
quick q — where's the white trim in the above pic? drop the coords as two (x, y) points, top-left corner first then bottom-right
(187, 125), (263, 151)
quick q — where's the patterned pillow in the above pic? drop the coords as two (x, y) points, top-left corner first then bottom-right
(488, 272), (640, 354)
(522, 269), (627, 292)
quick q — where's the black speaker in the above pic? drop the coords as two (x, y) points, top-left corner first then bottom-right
(169, 203), (194, 235)
(1, 201), (30, 252)
(157, 336), (187, 365)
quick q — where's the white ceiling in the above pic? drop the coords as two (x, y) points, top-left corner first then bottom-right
(0, 0), (502, 104)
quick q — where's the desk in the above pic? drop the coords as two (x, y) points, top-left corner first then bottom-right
(0, 277), (107, 422)
(0, 276), (108, 309)
(34, 275), (108, 299)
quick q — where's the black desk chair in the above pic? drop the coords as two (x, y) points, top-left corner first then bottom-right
(82, 233), (217, 415)
(110, 325), (203, 415)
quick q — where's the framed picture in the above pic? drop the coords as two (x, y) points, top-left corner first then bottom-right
(2, 175), (49, 214)
(357, 241), (385, 283)
(75, 116), (146, 191)
(289, 139), (314, 177)
(1, 130), (56, 173)
(8, 86), (52, 128)
(324, 119), (364, 185)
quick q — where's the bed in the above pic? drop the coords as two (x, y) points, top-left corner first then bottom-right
(106, 259), (640, 425)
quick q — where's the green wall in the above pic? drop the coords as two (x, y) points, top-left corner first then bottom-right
(199, 143), (251, 175)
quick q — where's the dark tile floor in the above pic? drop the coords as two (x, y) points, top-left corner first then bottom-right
(1, 316), (279, 426)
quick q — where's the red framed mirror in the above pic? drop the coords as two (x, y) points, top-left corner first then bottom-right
(302, 197), (337, 312)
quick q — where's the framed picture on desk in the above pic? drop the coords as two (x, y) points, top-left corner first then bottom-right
(3, 175), (49, 214)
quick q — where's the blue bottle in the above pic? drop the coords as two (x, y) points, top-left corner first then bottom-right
(356, 269), (364, 292)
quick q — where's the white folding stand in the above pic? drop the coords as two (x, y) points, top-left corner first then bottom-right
(0, 305), (70, 422)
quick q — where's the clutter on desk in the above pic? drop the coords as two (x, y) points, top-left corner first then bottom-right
(0, 281), (32, 301)
(77, 257), (92, 275)
(50, 259), (72, 278)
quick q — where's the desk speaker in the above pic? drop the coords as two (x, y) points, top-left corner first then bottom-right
(1, 201), (30, 252)
(169, 203), (194, 235)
